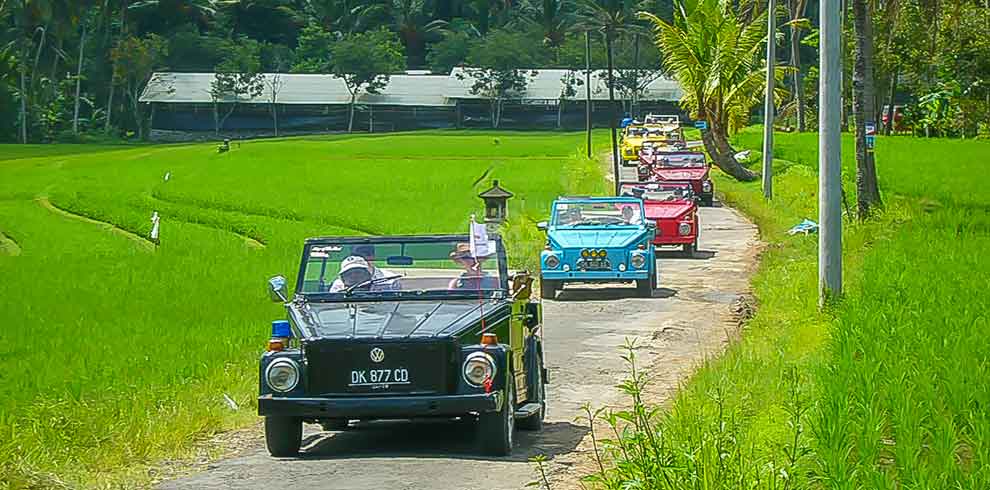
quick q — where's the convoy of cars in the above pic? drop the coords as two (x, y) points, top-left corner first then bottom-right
(257, 113), (711, 458)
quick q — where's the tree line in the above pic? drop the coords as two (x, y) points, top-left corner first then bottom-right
(1, 0), (987, 172)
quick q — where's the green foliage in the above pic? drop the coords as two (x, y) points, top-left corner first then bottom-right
(0, 131), (606, 488)
(427, 30), (475, 74)
(461, 29), (544, 127)
(330, 28), (405, 97)
(292, 23), (335, 73)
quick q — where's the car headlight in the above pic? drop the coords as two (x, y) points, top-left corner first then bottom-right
(562, 264), (570, 272)
(630, 253), (646, 269)
(678, 223), (692, 236)
(703, 180), (712, 192)
(265, 358), (300, 393)
(618, 263), (627, 272)
(463, 352), (497, 387)
(544, 254), (560, 269)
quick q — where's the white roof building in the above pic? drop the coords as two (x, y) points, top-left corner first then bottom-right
(140, 69), (682, 107)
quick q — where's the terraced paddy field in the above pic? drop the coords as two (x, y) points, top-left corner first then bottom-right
(0, 131), (609, 489)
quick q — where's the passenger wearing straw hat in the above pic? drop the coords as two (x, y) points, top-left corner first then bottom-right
(448, 243), (499, 290)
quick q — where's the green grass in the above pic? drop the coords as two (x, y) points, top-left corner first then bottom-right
(0, 131), (608, 489)
(589, 128), (990, 488)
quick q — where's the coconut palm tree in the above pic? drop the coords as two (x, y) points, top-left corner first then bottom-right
(640, 0), (788, 181)
(513, 0), (576, 50)
(576, 0), (639, 192)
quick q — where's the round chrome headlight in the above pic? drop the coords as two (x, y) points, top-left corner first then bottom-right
(265, 358), (300, 393)
(678, 223), (692, 236)
(463, 352), (497, 387)
(544, 254), (560, 269)
(703, 180), (713, 191)
(630, 253), (647, 269)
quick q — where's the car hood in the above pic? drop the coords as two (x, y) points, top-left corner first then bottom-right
(644, 200), (695, 220)
(292, 300), (505, 340)
(549, 228), (647, 249)
(654, 167), (709, 181)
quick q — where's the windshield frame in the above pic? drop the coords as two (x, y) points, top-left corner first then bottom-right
(294, 234), (509, 303)
(550, 198), (646, 229)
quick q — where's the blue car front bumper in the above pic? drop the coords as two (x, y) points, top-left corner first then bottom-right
(541, 269), (650, 281)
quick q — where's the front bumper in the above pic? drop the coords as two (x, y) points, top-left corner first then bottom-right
(541, 269), (650, 282)
(258, 392), (500, 418)
(653, 235), (696, 246)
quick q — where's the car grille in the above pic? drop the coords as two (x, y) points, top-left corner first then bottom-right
(304, 339), (457, 396)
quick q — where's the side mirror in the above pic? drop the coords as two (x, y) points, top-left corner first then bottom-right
(536, 221), (548, 231)
(268, 275), (288, 302)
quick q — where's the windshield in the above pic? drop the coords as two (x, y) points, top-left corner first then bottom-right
(552, 201), (644, 227)
(621, 184), (694, 201)
(298, 237), (505, 298)
(656, 154), (707, 168)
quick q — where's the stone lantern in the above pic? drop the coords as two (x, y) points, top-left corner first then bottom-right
(478, 180), (513, 231)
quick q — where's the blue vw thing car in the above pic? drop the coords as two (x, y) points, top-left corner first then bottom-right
(537, 197), (657, 299)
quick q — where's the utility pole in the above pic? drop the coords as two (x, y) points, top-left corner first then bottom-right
(819, 0), (842, 306)
(585, 31), (592, 159)
(762, 0), (776, 200)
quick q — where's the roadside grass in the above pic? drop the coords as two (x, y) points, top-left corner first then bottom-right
(586, 127), (989, 488)
(0, 131), (606, 489)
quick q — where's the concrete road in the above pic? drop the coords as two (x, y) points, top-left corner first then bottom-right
(157, 196), (760, 490)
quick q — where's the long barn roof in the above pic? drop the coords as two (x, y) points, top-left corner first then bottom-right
(140, 69), (682, 106)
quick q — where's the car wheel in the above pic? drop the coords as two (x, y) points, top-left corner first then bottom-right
(517, 358), (545, 431)
(540, 279), (559, 300)
(636, 276), (653, 297)
(683, 241), (695, 256)
(479, 377), (515, 456)
(265, 416), (303, 457)
(702, 197), (714, 207)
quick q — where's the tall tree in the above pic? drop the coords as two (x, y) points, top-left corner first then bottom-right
(577, 0), (637, 192)
(786, 0), (808, 131)
(329, 28), (404, 132)
(111, 33), (169, 139)
(461, 29), (541, 128)
(852, 0), (882, 216)
(641, 0), (786, 181)
(210, 37), (265, 135)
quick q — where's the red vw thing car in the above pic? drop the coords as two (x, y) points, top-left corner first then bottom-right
(638, 151), (714, 206)
(620, 182), (700, 255)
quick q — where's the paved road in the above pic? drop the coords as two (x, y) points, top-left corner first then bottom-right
(158, 190), (760, 490)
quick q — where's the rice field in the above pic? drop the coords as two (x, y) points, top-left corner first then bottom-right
(0, 131), (609, 489)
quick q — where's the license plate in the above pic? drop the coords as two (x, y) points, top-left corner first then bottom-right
(582, 260), (609, 270)
(349, 368), (411, 387)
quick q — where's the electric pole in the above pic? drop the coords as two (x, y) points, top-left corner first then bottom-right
(819, 0), (842, 306)
(586, 31), (592, 159)
(762, 0), (776, 199)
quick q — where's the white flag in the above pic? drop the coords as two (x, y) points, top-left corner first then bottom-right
(150, 211), (160, 242)
(469, 217), (491, 258)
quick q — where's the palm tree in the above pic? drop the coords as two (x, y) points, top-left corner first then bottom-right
(513, 0), (575, 50)
(851, 0), (881, 216)
(576, 0), (638, 193)
(353, 0), (447, 67)
(640, 0), (787, 181)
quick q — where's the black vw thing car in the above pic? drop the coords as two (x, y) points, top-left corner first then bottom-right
(260, 235), (546, 456)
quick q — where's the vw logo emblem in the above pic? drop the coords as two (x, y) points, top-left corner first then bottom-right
(369, 347), (385, 363)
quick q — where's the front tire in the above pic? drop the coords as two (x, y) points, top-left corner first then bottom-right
(683, 241), (696, 256)
(636, 276), (653, 297)
(517, 360), (545, 431)
(265, 416), (303, 457)
(479, 378), (515, 456)
(540, 279), (560, 300)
